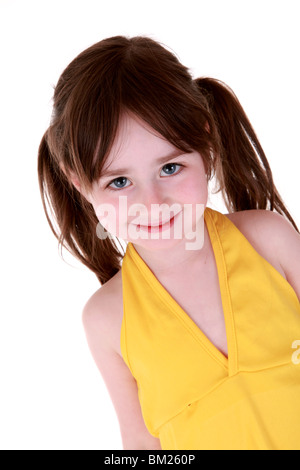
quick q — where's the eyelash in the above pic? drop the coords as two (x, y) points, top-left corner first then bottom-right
(105, 163), (185, 191)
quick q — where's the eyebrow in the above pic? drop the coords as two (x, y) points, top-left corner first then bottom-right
(99, 149), (187, 179)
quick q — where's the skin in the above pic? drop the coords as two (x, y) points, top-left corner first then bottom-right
(73, 111), (210, 276)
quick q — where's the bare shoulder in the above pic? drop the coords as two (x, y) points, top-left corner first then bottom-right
(224, 209), (287, 279)
(225, 208), (286, 241)
(82, 268), (123, 356)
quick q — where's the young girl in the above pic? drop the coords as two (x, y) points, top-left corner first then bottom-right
(38, 35), (300, 450)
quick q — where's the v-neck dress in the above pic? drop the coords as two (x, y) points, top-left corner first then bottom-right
(120, 207), (300, 450)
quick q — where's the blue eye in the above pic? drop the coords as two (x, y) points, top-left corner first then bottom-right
(107, 176), (130, 190)
(161, 163), (183, 176)
(106, 163), (184, 191)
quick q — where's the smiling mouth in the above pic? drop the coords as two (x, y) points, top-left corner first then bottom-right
(134, 213), (179, 233)
(139, 217), (173, 228)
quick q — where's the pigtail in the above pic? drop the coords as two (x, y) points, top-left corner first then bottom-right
(194, 78), (299, 233)
(37, 131), (123, 285)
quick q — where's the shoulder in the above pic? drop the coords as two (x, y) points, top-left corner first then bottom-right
(224, 209), (274, 242)
(225, 209), (300, 293)
(225, 209), (298, 248)
(82, 269), (123, 355)
(225, 209), (284, 237)
(224, 209), (285, 275)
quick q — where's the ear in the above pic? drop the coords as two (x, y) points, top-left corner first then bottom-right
(59, 163), (92, 203)
(59, 162), (79, 189)
(70, 173), (81, 192)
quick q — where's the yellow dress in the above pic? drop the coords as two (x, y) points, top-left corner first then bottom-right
(120, 207), (300, 450)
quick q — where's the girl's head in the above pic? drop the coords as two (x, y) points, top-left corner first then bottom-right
(38, 35), (298, 284)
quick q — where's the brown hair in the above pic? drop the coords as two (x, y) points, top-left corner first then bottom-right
(37, 35), (299, 285)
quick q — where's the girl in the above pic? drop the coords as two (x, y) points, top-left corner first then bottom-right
(38, 35), (300, 450)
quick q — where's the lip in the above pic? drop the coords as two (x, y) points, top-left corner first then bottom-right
(140, 219), (171, 227)
(134, 211), (180, 234)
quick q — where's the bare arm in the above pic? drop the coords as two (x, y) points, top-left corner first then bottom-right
(82, 289), (162, 450)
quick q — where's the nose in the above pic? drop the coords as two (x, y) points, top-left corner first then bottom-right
(129, 183), (167, 225)
(136, 182), (164, 208)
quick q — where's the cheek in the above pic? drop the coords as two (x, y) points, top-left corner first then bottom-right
(176, 172), (208, 202)
(176, 173), (208, 230)
(93, 198), (128, 238)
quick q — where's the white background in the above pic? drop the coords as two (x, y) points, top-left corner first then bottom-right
(0, 0), (299, 450)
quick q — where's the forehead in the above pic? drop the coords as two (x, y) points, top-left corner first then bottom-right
(104, 111), (173, 168)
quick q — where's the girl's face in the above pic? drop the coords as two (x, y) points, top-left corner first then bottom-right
(81, 112), (208, 251)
